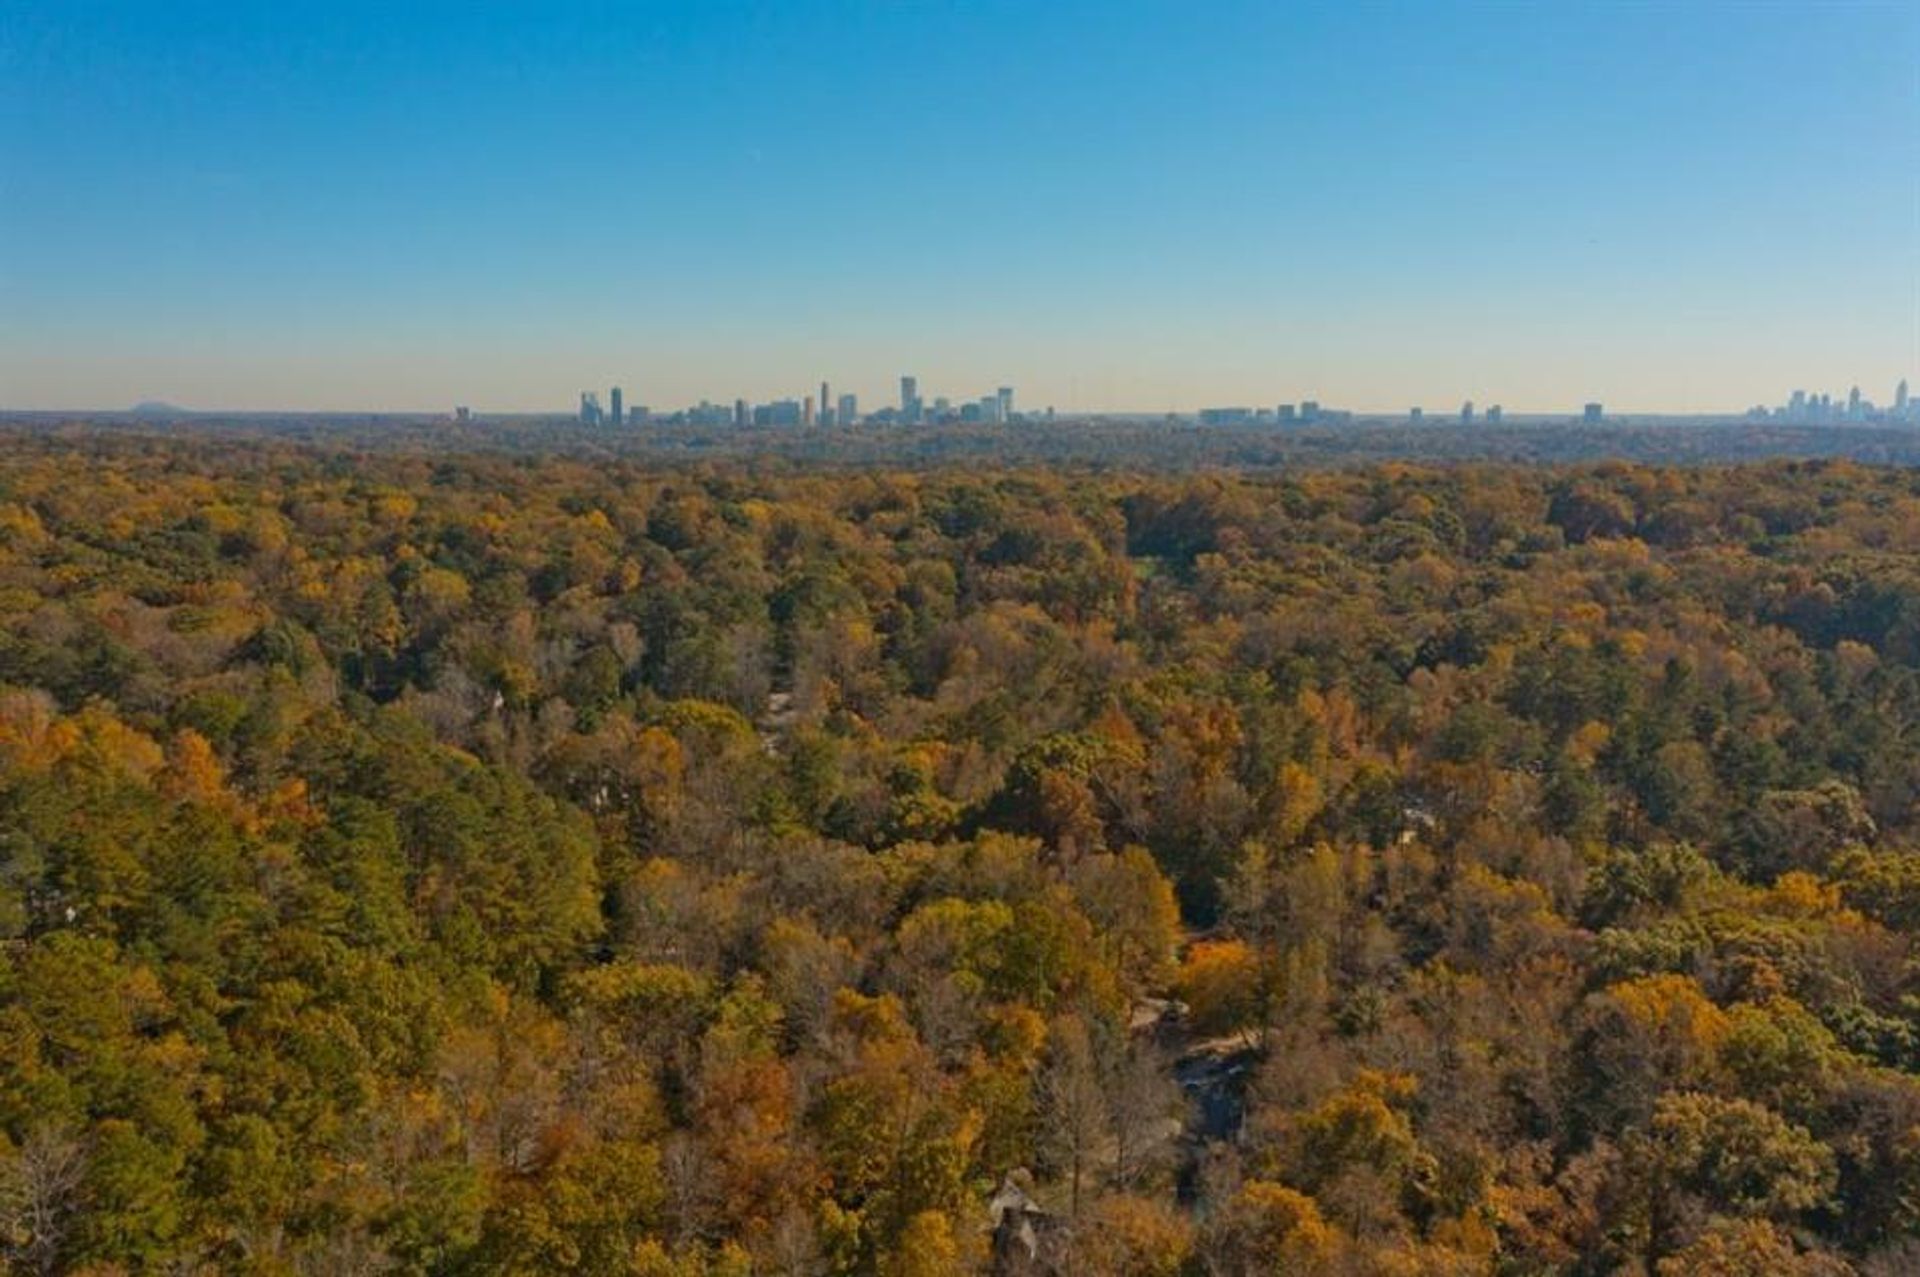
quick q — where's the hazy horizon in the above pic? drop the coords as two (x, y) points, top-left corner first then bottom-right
(4, 1), (1917, 414)
(4, 395), (1908, 421)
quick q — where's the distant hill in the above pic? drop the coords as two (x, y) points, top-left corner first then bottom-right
(130, 401), (189, 417)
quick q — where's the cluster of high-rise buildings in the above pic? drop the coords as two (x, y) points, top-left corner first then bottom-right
(1403, 401), (1509, 425)
(1749, 380), (1915, 426)
(1196, 401), (1353, 427)
(574, 376), (1024, 428)
(564, 380), (1915, 430)
(895, 377), (1018, 425)
(577, 389), (628, 426)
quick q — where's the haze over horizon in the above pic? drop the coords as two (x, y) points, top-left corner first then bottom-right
(3, 1), (1917, 415)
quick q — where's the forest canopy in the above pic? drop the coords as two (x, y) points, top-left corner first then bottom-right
(4, 433), (1920, 1274)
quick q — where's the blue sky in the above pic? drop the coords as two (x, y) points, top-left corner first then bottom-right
(2, 1), (1915, 413)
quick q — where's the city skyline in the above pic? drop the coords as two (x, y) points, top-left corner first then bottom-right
(545, 375), (1917, 428)
(3, 2), (1916, 412)
(41, 372), (1920, 424)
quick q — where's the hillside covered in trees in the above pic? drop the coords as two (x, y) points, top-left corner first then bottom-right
(5, 434), (1920, 1274)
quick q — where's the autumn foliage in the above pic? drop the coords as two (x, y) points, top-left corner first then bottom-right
(0, 437), (1918, 1272)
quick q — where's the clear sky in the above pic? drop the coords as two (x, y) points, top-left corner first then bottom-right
(2, 1), (1916, 414)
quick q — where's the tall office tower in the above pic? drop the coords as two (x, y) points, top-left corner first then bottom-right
(838, 393), (857, 425)
(820, 382), (831, 424)
(734, 399), (749, 428)
(997, 386), (1014, 421)
(1583, 402), (1604, 424)
(1790, 390), (1807, 418)
(979, 395), (1000, 423)
(579, 391), (602, 425)
(803, 396), (815, 427)
(901, 375), (921, 423)
(1409, 407), (1423, 423)
(1459, 400), (1474, 424)
(1848, 386), (1863, 419)
(1897, 380), (1910, 412)
(1486, 404), (1503, 423)
(1277, 404), (1297, 423)
(609, 387), (623, 425)
(1299, 401), (1320, 424)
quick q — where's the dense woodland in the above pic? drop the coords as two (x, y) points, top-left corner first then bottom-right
(16, 412), (1920, 471)
(6, 433), (1920, 1273)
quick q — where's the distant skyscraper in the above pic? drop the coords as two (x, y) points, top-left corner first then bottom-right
(803, 396), (815, 427)
(1848, 386), (1863, 420)
(734, 398), (749, 428)
(579, 391), (602, 425)
(1299, 401), (1320, 424)
(1897, 380), (1910, 415)
(1582, 402), (1604, 425)
(997, 386), (1014, 421)
(1409, 407), (1423, 423)
(838, 393), (857, 425)
(609, 386), (623, 426)
(1486, 404), (1503, 424)
(901, 375), (923, 424)
(1459, 400), (1474, 425)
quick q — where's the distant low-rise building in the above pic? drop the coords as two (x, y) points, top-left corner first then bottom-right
(1199, 407), (1251, 426)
